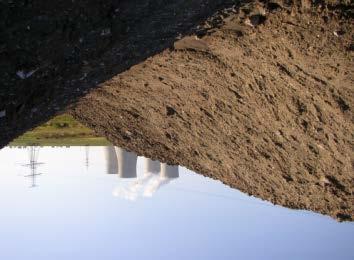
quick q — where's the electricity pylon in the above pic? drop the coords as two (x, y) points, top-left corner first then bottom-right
(21, 146), (44, 188)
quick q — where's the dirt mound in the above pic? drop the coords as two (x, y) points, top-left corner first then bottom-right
(0, 1), (353, 220)
(0, 0), (235, 146)
(71, 3), (353, 221)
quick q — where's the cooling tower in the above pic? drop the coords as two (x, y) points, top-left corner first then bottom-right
(104, 146), (118, 174)
(160, 163), (179, 178)
(115, 147), (137, 178)
(143, 158), (161, 175)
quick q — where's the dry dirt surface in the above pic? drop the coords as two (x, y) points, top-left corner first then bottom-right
(71, 2), (354, 221)
(0, 0), (235, 145)
(0, 1), (353, 221)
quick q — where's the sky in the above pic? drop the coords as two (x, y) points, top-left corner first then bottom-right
(0, 146), (353, 260)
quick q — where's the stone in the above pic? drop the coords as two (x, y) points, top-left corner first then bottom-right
(0, 110), (5, 118)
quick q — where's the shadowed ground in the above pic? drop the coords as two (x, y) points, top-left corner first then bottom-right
(0, 0), (235, 146)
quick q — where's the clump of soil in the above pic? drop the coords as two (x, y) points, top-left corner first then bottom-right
(0, 1), (353, 220)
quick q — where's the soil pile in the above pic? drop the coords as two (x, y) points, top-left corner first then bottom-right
(0, 1), (353, 220)
(72, 2), (354, 220)
(0, 0), (234, 145)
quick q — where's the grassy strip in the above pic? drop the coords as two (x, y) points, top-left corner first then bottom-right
(10, 114), (110, 146)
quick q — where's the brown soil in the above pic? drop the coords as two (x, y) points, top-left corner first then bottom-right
(0, 0), (235, 145)
(1, 1), (353, 220)
(71, 3), (354, 221)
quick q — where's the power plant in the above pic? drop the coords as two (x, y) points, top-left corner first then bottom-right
(107, 146), (180, 200)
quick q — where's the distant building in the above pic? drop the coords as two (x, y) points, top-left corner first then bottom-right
(143, 158), (160, 176)
(160, 163), (179, 178)
(110, 147), (179, 199)
(104, 146), (118, 174)
(115, 147), (137, 178)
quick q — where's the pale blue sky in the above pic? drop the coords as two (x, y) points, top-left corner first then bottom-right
(0, 146), (353, 260)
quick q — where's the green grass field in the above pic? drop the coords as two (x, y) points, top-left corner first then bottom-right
(10, 114), (110, 146)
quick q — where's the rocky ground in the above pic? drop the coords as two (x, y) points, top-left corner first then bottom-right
(1, 1), (353, 220)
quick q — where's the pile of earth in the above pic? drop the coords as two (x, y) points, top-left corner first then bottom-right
(0, 1), (353, 220)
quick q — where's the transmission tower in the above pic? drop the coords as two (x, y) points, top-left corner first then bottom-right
(21, 146), (44, 188)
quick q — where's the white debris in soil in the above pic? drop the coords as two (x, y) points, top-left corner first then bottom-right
(79, 73), (87, 80)
(244, 18), (254, 27)
(333, 31), (339, 37)
(16, 69), (37, 79)
(101, 28), (111, 36)
(0, 110), (6, 118)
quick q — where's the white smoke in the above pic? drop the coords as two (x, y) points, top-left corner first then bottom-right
(112, 172), (154, 201)
(110, 153), (179, 200)
(143, 177), (172, 197)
